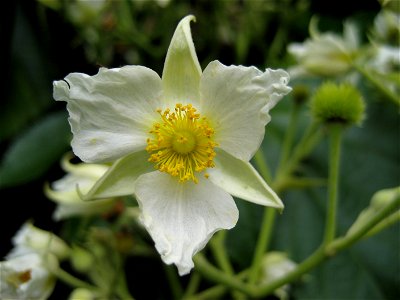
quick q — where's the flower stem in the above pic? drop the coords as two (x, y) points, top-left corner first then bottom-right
(248, 207), (276, 284)
(193, 193), (400, 298)
(363, 211), (400, 239)
(209, 231), (234, 275)
(353, 64), (400, 106)
(323, 124), (343, 244)
(254, 149), (272, 182)
(328, 194), (400, 252)
(164, 264), (183, 300)
(193, 253), (256, 296)
(115, 269), (136, 300)
(274, 122), (321, 191)
(277, 101), (300, 173)
(253, 194), (399, 297)
(209, 232), (245, 300)
(248, 108), (317, 285)
(52, 266), (98, 291)
(182, 272), (201, 299)
(186, 271), (248, 300)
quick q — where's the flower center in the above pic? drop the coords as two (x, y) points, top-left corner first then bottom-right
(146, 103), (217, 183)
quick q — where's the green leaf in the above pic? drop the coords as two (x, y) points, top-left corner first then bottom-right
(0, 111), (71, 188)
(1, 6), (53, 141)
(294, 251), (385, 299)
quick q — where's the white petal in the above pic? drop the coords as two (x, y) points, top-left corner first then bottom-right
(0, 253), (55, 300)
(208, 149), (283, 210)
(83, 150), (154, 200)
(200, 61), (291, 161)
(162, 15), (201, 106)
(54, 66), (163, 163)
(135, 171), (238, 275)
(7, 223), (70, 261)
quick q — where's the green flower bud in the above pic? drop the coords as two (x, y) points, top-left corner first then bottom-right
(310, 82), (366, 126)
(70, 246), (94, 273)
(69, 288), (99, 300)
(346, 186), (400, 237)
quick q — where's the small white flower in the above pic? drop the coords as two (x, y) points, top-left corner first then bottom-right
(54, 15), (291, 275)
(45, 155), (116, 220)
(6, 222), (70, 261)
(261, 252), (297, 300)
(368, 45), (400, 73)
(288, 19), (360, 77)
(0, 253), (56, 300)
(373, 10), (400, 45)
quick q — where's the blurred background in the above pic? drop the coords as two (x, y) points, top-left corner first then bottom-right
(1, 0), (398, 299)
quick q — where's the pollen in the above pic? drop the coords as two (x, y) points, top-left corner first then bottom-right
(146, 104), (217, 183)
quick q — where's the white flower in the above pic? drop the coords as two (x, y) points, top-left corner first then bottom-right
(288, 19), (360, 77)
(53, 15), (291, 275)
(261, 252), (297, 300)
(373, 10), (400, 45)
(6, 222), (70, 261)
(368, 45), (400, 73)
(45, 154), (116, 221)
(0, 253), (56, 300)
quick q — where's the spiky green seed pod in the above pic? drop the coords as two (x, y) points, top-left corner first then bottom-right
(310, 82), (366, 126)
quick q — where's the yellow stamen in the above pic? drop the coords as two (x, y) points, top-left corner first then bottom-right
(146, 104), (217, 183)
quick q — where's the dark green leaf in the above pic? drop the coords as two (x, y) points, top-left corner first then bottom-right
(0, 111), (71, 188)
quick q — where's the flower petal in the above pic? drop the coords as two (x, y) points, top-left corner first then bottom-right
(0, 253), (56, 300)
(208, 149), (283, 210)
(7, 223), (70, 261)
(200, 61), (291, 161)
(83, 150), (154, 200)
(135, 171), (238, 275)
(162, 15), (202, 106)
(53, 66), (163, 163)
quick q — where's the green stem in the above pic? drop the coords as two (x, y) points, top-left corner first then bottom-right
(248, 109), (316, 284)
(193, 193), (399, 298)
(52, 267), (98, 291)
(193, 194), (400, 298)
(323, 124), (343, 244)
(182, 272), (201, 299)
(209, 232), (243, 300)
(193, 253), (256, 296)
(277, 102), (300, 173)
(253, 195), (400, 297)
(209, 231), (234, 275)
(274, 122), (321, 191)
(248, 208), (276, 284)
(253, 149), (272, 182)
(164, 265), (183, 300)
(252, 194), (400, 297)
(115, 267), (136, 300)
(328, 195), (400, 253)
(364, 211), (400, 239)
(186, 271), (248, 300)
(254, 246), (327, 297)
(353, 64), (400, 106)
